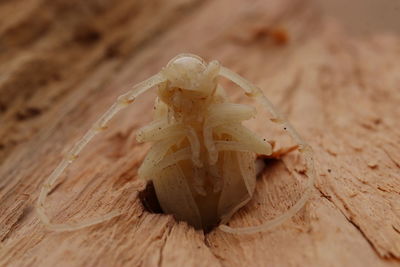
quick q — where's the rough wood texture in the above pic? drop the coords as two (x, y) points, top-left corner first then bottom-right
(1, 0), (400, 266)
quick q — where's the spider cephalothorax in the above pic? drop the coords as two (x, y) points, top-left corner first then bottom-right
(157, 54), (221, 122)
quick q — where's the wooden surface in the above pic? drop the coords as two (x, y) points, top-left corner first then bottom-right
(1, 0), (400, 266)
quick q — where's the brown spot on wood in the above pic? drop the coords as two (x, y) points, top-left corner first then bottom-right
(104, 41), (122, 58)
(252, 27), (270, 41)
(15, 107), (42, 121)
(271, 28), (289, 45)
(234, 24), (289, 46)
(74, 27), (102, 45)
(367, 162), (378, 169)
(349, 192), (358, 198)
(0, 102), (7, 113)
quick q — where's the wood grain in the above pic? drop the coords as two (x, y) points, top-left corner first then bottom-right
(0, 0), (399, 266)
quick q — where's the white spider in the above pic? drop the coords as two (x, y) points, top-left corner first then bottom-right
(37, 53), (315, 234)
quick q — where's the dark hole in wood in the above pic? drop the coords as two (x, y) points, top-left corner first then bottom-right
(262, 157), (280, 170)
(138, 181), (163, 214)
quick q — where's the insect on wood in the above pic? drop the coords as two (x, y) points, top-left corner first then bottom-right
(36, 53), (315, 234)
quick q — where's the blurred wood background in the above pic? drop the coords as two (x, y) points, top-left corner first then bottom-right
(0, 0), (400, 266)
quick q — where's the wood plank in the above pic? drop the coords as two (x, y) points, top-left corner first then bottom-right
(1, 0), (399, 266)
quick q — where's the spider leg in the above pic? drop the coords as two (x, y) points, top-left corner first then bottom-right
(138, 121), (202, 179)
(138, 136), (185, 180)
(36, 73), (166, 232)
(204, 103), (256, 165)
(214, 124), (272, 155)
(144, 147), (192, 176)
(185, 126), (202, 167)
(218, 66), (315, 234)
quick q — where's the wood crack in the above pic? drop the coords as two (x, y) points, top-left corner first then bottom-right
(316, 186), (399, 261)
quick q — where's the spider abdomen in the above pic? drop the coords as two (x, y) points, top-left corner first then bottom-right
(150, 132), (257, 230)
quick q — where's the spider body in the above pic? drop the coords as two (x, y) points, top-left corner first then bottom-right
(37, 54), (315, 234)
(136, 54), (271, 229)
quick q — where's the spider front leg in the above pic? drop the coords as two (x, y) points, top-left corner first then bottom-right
(36, 73), (166, 231)
(218, 66), (316, 234)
